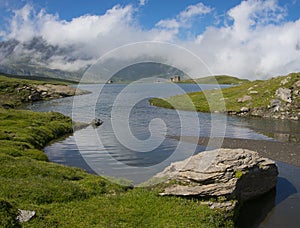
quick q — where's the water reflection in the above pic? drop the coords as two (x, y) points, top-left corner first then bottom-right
(236, 189), (276, 228)
(235, 117), (300, 143)
(237, 161), (300, 227)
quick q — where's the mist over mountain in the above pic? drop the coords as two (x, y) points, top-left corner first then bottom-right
(0, 37), (91, 80)
(0, 37), (187, 82)
(112, 62), (186, 83)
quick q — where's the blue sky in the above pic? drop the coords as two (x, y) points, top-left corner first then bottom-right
(1, 0), (299, 36)
(0, 0), (300, 79)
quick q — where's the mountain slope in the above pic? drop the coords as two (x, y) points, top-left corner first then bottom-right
(0, 37), (86, 81)
(111, 62), (187, 83)
(0, 37), (189, 83)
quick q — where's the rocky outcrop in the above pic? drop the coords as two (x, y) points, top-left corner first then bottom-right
(275, 88), (292, 103)
(16, 84), (90, 102)
(154, 149), (278, 202)
(232, 77), (300, 120)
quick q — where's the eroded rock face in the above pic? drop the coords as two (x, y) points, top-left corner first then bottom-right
(276, 88), (292, 103)
(155, 149), (278, 202)
(15, 84), (90, 103)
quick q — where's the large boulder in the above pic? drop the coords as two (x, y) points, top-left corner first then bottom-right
(155, 148), (278, 202)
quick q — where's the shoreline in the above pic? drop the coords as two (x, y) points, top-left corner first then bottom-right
(168, 135), (300, 167)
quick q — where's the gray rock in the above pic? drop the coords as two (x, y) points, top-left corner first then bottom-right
(240, 107), (249, 112)
(200, 200), (237, 211)
(154, 148), (278, 202)
(294, 80), (300, 88)
(249, 108), (265, 117)
(17, 209), (35, 223)
(276, 88), (292, 103)
(90, 118), (103, 128)
(28, 92), (42, 101)
(237, 95), (252, 103)
(281, 77), (291, 86)
(249, 90), (258, 94)
(269, 99), (281, 112)
(270, 99), (281, 108)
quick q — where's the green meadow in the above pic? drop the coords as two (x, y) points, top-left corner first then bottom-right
(0, 75), (234, 227)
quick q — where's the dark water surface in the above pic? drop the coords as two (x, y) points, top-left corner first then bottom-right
(26, 83), (300, 227)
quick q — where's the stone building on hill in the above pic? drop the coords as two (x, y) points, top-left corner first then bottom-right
(170, 76), (181, 82)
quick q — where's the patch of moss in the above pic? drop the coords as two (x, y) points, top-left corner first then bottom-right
(0, 198), (19, 227)
(235, 170), (243, 179)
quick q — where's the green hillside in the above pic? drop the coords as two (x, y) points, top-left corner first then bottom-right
(181, 75), (249, 85)
(150, 72), (300, 120)
(0, 73), (78, 84)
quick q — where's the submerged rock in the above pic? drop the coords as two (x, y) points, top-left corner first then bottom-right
(90, 118), (103, 128)
(154, 148), (278, 202)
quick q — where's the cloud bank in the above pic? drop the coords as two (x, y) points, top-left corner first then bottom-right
(1, 0), (300, 79)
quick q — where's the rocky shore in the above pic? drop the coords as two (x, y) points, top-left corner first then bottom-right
(0, 74), (90, 108)
(231, 76), (300, 120)
(23, 83), (90, 102)
(150, 72), (300, 121)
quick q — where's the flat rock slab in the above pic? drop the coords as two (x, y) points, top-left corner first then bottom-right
(155, 148), (278, 202)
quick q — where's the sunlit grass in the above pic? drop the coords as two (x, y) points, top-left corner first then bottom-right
(150, 72), (300, 113)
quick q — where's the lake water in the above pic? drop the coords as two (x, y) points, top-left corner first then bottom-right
(26, 83), (300, 227)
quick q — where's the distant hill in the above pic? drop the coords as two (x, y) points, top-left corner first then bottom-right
(181, 75), (249, 85)
(109, 62), (187, 83)
(0, 73), (78, 84)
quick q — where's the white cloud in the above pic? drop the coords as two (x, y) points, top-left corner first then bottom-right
(179, 2), (212, 22)
(156, 19), (179, 29)
(1, 1), (300, 79)
(227, 0), (287, 41)
(156, 2), (212, 32)
(191, 0), (300, 79)
(139, 0), (148, 6)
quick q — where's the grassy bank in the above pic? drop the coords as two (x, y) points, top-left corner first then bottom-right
(180, 75), (249, 85)
(150, 72), (300, 118)
(0, 108), (233, 227)
(0, 77), (234, 226)
(0, 74), (86, 109)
